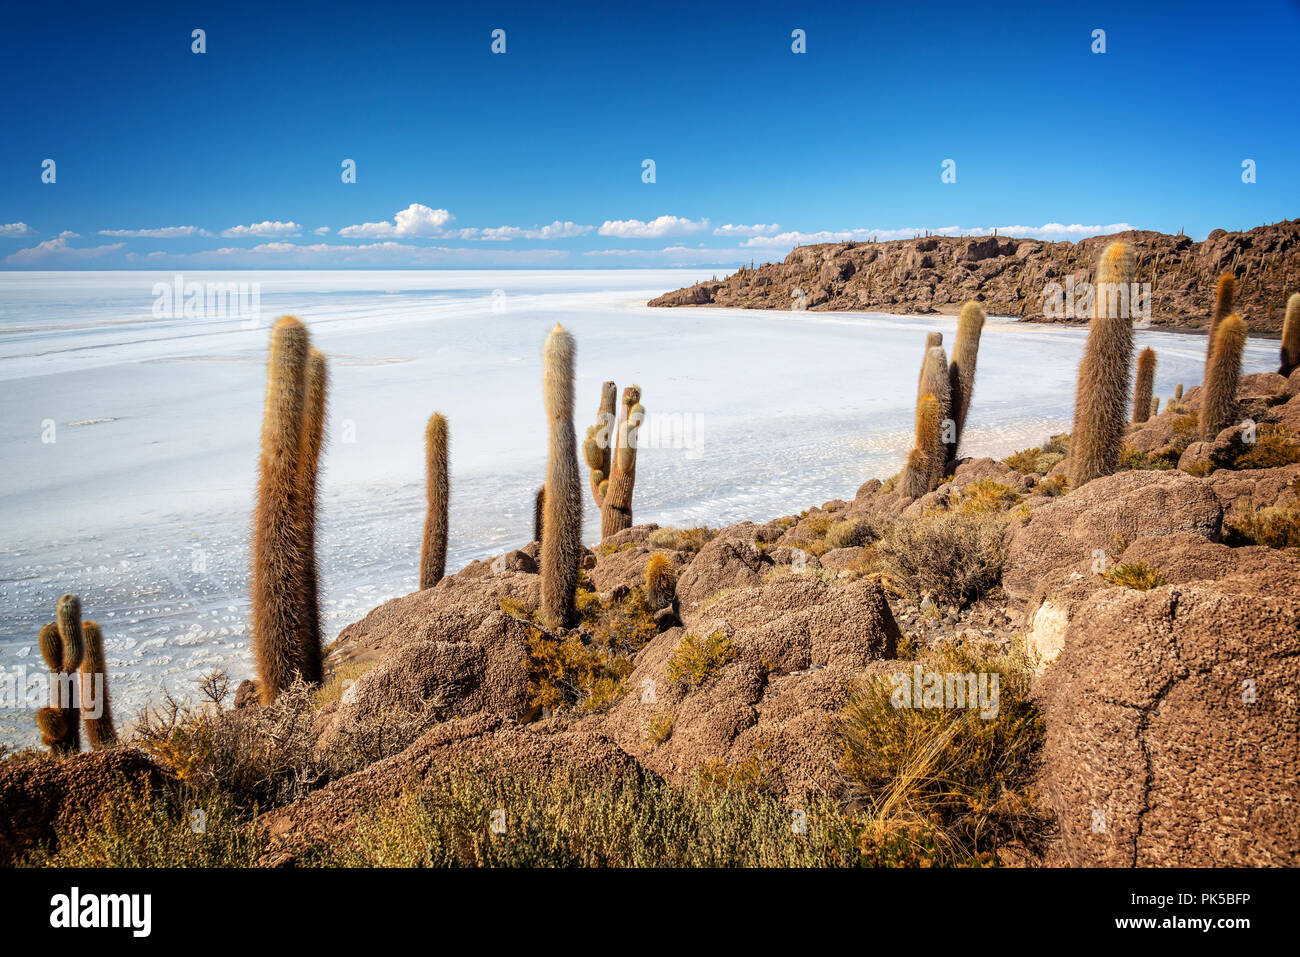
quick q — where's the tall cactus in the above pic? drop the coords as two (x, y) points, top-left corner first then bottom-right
(899, 343), (951, 499)
(540, 324), (582, 629)
(1281, 293), (1300, 376)
(297, 347), (327, 685)
(600, 386), (644, 540)
(252, 316), (310, 703)
(1204, 273), (1237, 375)
(583, 382), (617, 505)
(1068, 242), (1136, 489)
(1132, 347), (1156, 424)
(420, 413), (449, 589)
(945, 300), (985, 463)
(1201, 313), (1247, 439)
(80, 621), (116, 749)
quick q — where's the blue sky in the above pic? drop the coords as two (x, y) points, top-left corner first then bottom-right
(1, 0), (1297, 268)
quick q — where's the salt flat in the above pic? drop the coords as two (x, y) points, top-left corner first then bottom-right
(0, 269), (1277, 745)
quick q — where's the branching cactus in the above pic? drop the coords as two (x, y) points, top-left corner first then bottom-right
(1132, 347), (1156, 424)
(80, 621), (117, 749)
(252, 316), (310, 703)
(1201, 313), (1247, 439)
(583, 381), (617, 505)
(36, 620), (77, 755)
(1205, 273), (1237, 375)
(297, 347), (327, 685)
(1281, 293), (1299, 376)
(945, 301), (985, 463)
(540, 324), (583, 629)
(420, 413), (449, 590)
(1068, 242), (1136, 489)
(600, 386), (644, 540)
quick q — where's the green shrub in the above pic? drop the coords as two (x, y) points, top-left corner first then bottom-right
(1101, 561), (1168, 590)
(825, 518), (877, 550)
(666, 631), (736, 688)
(647, 526), (715, 552)
(1233, 424), (1300, 470)
(951, 479), (1022, 514)
(1224, 503), (1300, 549)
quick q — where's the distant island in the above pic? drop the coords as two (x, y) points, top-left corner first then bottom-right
(650, 219), (1300, 336)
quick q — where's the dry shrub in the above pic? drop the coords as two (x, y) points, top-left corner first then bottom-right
(872, 510), (1009, 607)
(950, 479), (1022, 514)
(825, 517), (878, 550)
(1224, 503), (1300, 549)
(1101, 561), (1168, 590)
(1233, 424), (1300, 470)
(666, 631), (736, 688)
(647, 526), (715, 552)
(523, 630), (632, 713)
(839, 641), (1051, 864)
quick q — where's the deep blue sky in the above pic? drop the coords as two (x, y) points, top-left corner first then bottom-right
(1, 0), (1297, 268)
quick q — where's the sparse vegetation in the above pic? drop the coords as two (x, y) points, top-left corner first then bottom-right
(667, 631), (736, 688)
(1101, 561), (1168, 590)
(950, 479), (1022, 514)
(825, 517), (877, 549)
(1224, 503), (1300, 550)
(1232, 424), (1300, 470)
(872, 510), (1009, 607)
(647, 526), (715, 552)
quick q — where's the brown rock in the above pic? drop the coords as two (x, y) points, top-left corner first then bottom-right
(674, 536), (773, 614)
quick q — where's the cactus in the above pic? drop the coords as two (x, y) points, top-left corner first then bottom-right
(1204, 273), (1236, 374)
(899, 343), (951, 498)
(1151, 395), (1160, 417)
(540, 324), (583, 629)
(645, 553), (677, 612)
(56, 593), (85, 672)
(600, 386), (644, 540)
(945, 300), (985, 463)
(1281, 293), (1300, 376)
(1201, 313), (1247, 439)
(420, 413), (449, 589)
(1175, 382), (1184, 401)
(1068, 242), (1136, 489)
(533, 486), (545, 544)
(37, 621), (76, 754)
(297, 347), (327, 686)
(80, 621), (117, 749)
(583, 382), (617, 505)
(1132, 347), (1156, 423)
(924, 331), (943, 349)
(252, 316), (311, 703)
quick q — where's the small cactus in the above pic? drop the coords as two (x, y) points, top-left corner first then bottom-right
(80, 621), (117, 749)
(540, 324), (583, 629)
(1281, 293), (1300, 376)
(252, 316), (311, 704)
(601, 386), (644, 540)
(419, 413), (449, 590)
(583, 382), (617, 504)
(1068, 242), (1136, 489)
(1150, 395), (1160, 417)
(1175, 382), (1184, 401)
(56, 593), (85, 672)
(645, 553), (677, 612)
(900, 341), (951, 498)
(38, 620), (76, 754)
(945, 300), (985, 463)
(1205, 273), (1237, 374)
(1201, 313), (1248, 439)
(1132, 347), (1156, 423)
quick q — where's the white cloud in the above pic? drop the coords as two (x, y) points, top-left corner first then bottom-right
(338, 203), (454, 239)
(583, 245), (751, 266)
(0, 222), (34, 238)
(98, 225), (212, 239)
(5, 237), (125, 265)
(55, 230), (80, 239)
(220, 221), (302, 239)
(456, 220), (594, 241)
(313, 226), (331, 235)
(713, 223), (781, 237)
(597, 215), (710, 239)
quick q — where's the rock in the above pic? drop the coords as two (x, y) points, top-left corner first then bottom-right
(1204, 463), (1300, 512)
(1002, 470), (1223, 604)
(0, 749), (167, 865)
(233, 679), (261, 710)
(1038, 579), (1300, 866)
(819, 546), (864, 573)
(674, 536), (773, 614)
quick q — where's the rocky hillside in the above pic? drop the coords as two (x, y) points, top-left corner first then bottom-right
(649, 220), (1300, 335)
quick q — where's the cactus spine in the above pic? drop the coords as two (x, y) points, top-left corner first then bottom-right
(420, 413), (450, 589)
(1281, 293), (1300, 376)
(80, 621), (116, 749)
(1068, 242), (1136, 489)
(540, 325), (582, 629)
(1204, 273), (1236, 374)
(37, 619), (77, 755)
(252, 316), (311, 703)
(899, 343), (951, 499)
(533, 486), (545, 544)
(600, 386), (643, 540)
(1201, 313), (1247, 439)
(945, 300), (985, 463)
(644, 553), (677, 612)
(1132, 347), (1156, 424)
(297, 347), (327, 685)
